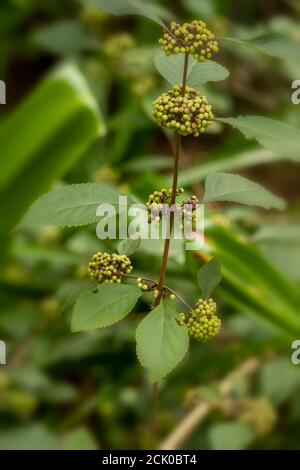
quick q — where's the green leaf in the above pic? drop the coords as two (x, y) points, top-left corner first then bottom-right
(78, 0), (173, 27)
(20, 183), (123, 228)
(221, 33), (300, 63)
(58, 428), (98, 450)
(203, 173), (285, 210)
(0, 425), (55, 450)
(209, 422), (254, 450)
(175, 148), (282, 186)
(218, 116), (300, 162)
(154, 53), (229, 87)
(71, 284), (142, 332)
(118, 238), (141, 256)
(259, 357), (300, 405)
(185, 0), (216, 20)
(205, 223), (300, 335)
(198, 258), (222, 299)
(253, 224), (300, 243)
(123, 155), (173, 173)
(136, 301), (189, 382)
(0, 64), (105, 234)
(32, 20), (99, 56)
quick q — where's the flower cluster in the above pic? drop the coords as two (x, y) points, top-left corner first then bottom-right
(153, 85), (214, 137)
(146, 188), (200, 230)
(178, 298), (221, 341)
(88, 252), (132, 284)
(103, 33), (135, 60)
(181, 195), (200, 231)
(159, 20), (219, 62)
(146, 188), (184, 224)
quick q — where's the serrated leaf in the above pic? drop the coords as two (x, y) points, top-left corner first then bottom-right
(203, 173), (286, 210)
(154, 53), (229, 87)
(136, 301), (189, 382)
(218, 116), (300, 162)
(221, 33), (300, 63)
(78, 0), (173, 27)
(118, 238), (141, 256)
(19, 183), (124, 228)
(71, 284), (142, 332)
(198, 258), (222, 299)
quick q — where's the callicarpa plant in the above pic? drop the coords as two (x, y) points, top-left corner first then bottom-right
(21, 0), (300, 445)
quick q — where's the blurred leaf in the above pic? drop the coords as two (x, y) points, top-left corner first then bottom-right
(32, 20), (99, 56)
(0, 425), (55, 450)
(20, 183), (123, 228)
(253, 224), (300, 281)
(0, 64), (104, 190)
(176, 148), (280, 186)
(0, 64), (105, 234)
(222, 33), (300, 63)
(154, 53), (229, 87)
(71, 284), (142, 332)
(78, 0), (173, 27)
(258, 242), (300, 282)
(198, 257), (222, 299)
(184, 0), (216, 20)
(208, 422), (254, 450)
(253, 224), (300, 243)
(206, 223), (300, 335)
(203, 173), (285, 210)
(58, 428), (98, 450)
(259, 357), (300, 405)
(123, 155), (173, 173)
(136, 301), (189, 382)
(198, 384), (221, 404)
(219, 116), (300, 162)
(140, 237), (185, 264)
(118, 238), (141, 256)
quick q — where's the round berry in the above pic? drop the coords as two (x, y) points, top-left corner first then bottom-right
(88, 252), (132, 284)
(160, 20), (219, 62)
(153, 86), (214, 136)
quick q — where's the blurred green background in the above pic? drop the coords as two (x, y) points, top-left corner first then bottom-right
(1, 0), (300, 450)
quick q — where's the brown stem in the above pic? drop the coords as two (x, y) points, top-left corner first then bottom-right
(154, 53), (189, 306)
(182, 52), (189, 94)
(124, 274), (193, 311)
(150, 52), (190, 446)
(154, 133), (181, 306)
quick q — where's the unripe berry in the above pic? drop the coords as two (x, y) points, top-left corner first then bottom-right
(146, 187), (186, 225)
(88, 252), (132, 284)
(103, 33), (135, 60)
(153, 86), (213, 136)
(186, 298), (221, 341)
(160, 20), (219, 62)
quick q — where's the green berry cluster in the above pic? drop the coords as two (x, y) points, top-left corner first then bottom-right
(181, 195), (200, 231)
(103, 33), (135, 60)
(88, 252), (132, 283)
(178, 298), (221, 341)
(159, 20), (219, 62)
(146, 188), (184, 224)
(153, 85), (214, 137)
